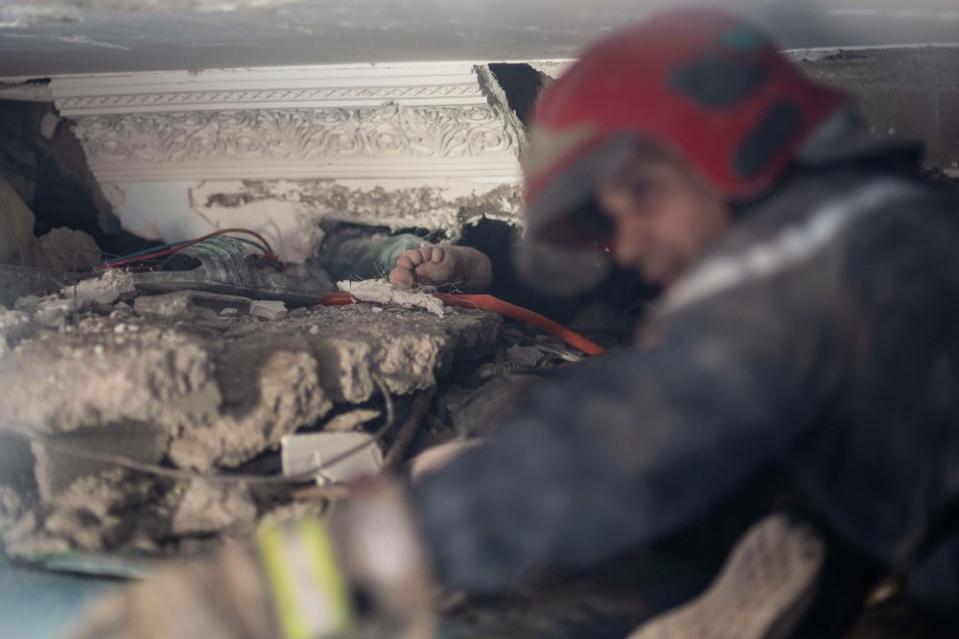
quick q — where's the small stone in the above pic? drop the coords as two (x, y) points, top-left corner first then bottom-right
(40, 112), (60, 140)
(57, 271), (134, 309)
(34, 297), (72, 327)
(337, 279), (445, 317)
(0, 307), (31, 342)
(172, 480), (257, 536)
(134, 291), (251, 320)
(219, 307), (238, 317)
(309, 325), (320, 335)
(250, 299), (287, 321)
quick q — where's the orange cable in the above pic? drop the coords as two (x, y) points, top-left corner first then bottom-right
(320, 291), (605, 356)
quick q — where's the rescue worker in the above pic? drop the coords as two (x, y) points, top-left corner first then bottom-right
(74, 8), (959, 639)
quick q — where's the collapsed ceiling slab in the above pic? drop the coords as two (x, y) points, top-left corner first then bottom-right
(0, 0), (958, 76)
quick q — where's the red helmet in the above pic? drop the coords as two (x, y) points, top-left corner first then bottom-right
(519, 8), (847, 293)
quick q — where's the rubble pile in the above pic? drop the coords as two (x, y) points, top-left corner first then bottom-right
(0, 272), (501, 559)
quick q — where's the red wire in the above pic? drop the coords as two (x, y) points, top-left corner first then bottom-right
(96, 228), (277, 271)
(320, 291), (605, 356)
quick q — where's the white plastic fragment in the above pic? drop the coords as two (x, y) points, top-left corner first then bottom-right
(281, 432), (383, 485)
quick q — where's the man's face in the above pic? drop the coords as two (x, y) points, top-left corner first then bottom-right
(596, 150), (730, 286)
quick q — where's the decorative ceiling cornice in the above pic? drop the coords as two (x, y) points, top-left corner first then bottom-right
(51, 62), (525, 183)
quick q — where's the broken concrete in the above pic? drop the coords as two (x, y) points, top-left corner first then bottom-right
(133, 289), (256, 320)
(250, 299), (287, 320)
(0, 305), (32, 355)
(338, 279), (446, 317)
(108, 179), (523, 266)
(31, 227), (102, 271)
(171, 480), (257, 537)
(58, 269), (134, 307)
(30, 423), (168, 502)
(167, 348), (331, 470)
(0, 288), (500, 555)
(25, 269), (136, 328)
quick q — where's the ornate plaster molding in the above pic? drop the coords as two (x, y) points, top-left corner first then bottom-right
(51, 63), (492, 115)
(57, 84), (484, 114)
(53, 62), (524, 183)
(71, 103), (522, 181)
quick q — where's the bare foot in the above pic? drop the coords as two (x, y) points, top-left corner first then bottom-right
(389, 245), (492, 292)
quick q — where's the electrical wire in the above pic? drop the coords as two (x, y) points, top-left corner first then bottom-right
(320, 291), (606, 356)
(0, 377), (394, 488)
(96, 228), (277, 271)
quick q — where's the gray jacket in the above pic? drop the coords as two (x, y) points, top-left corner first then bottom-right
(412, 153), (959, 620)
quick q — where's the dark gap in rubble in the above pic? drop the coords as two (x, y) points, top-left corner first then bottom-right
(0, 436), (38, 498)
(487, 63), (545, 128)
(461, 218), (591, 323)
(0, 98), (159, 258)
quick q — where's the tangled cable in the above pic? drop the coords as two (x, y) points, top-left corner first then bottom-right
(96, 228), (278, 271)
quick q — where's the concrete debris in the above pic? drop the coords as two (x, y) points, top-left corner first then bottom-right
(308, 304), (499, 402)
(60, 269), (135, 307)
(30, 270), (136, 326)
(1, 304), (497, 466)
(33, 296), (75, 328)
(34, 228), (101, 271)
(171, 480), (257, 536)
(323, 408), (381, 432)
(0, 322), (225, 451)
(31, 423), (168, 501)
(36, 468), (168, 554)
(13, 295), (40, 313)
(133, 289), (253, 320)
(189, 179), (522, 264)
(250, 299), (287, 320)
(0, 485), (45, 561)
(167, 349), (332, 470)
(0, 290), (500, 555)
(281, 431), (383, 485)
(337, 279), (446, 317)
(0, 306), (32, 352)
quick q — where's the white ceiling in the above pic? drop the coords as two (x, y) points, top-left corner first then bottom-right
(1, 0), (958, 77)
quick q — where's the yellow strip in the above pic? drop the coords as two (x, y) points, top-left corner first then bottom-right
(256, 524), (312, 639)
(298, 516), (355, 634)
